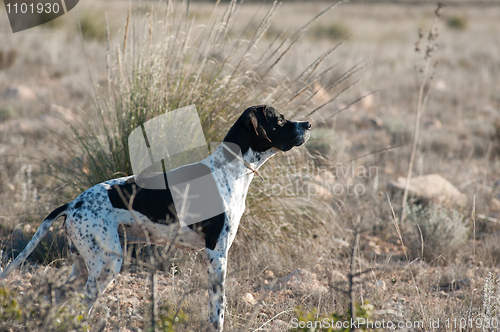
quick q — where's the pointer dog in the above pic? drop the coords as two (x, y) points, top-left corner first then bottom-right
(0, 105), (311, 331)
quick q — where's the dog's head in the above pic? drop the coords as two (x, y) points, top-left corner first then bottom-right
(224, 105), (311, 155)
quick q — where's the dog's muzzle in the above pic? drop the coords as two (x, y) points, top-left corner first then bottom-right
(282, 121), (311, 151)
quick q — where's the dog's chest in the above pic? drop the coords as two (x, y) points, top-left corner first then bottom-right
(201, 154), (253, 245)
(221, 176), (248, 226)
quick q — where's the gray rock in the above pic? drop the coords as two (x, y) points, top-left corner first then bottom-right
(388, 174), (467, 207)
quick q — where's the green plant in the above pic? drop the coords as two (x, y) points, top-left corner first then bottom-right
(0, 287), (21, 324)
(0, 106), (14, 122)
(158, 305), (186, 332)
(0, 284), (88, 332)
(291, 302), (375, 332)
(447, 15), (468, 30)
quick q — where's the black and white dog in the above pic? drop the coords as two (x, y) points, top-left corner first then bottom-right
(0, 105), (311, 331)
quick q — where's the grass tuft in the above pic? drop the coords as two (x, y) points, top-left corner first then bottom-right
(404, 203), (469, 264)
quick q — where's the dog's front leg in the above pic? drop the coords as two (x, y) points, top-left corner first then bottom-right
(206, 249), (227, 331)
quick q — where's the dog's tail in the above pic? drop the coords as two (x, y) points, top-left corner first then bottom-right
(0, 204), (69, 279)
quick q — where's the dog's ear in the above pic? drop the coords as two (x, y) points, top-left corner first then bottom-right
(248, 109), (271, 142)
(261, 105), (268, 123)
(248, 111), (260, 136)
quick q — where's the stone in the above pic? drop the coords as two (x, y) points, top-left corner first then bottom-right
(275, 269), (327, 293)
(360, 92), (374, 110)
(387, 174), (467, 207)
(423, 118), (442, 130)
(5, 84), (36, 100)
(375, 280), (386, 290)
(241, 292), (257, 305)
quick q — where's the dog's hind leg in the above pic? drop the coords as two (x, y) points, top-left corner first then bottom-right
(54, 253), (88, 303)
(82, 231), (123, 307)
(65, 218), (123, 308)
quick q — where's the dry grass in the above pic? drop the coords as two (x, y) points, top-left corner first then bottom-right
(1, 1), (500, 331)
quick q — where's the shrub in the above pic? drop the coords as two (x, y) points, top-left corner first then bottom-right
(383, 116), (412, 145)
(78, 9), (107, 41)
(158, 305), (186, 332)
(0, 284), (88, 331)
(404, 203), (469, 263)
(447, 15), (468, 30)
(0, 106), (14, 122)
(420, 130), (458, 155)
(477, 233), (500, 267)
(310, 22), (350, 40)
(0, 288), (21, 324)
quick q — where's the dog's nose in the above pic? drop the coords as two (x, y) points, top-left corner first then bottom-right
(302, 121), (312, 130)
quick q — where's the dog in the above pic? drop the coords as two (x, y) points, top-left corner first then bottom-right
(0, 105), (311, 331)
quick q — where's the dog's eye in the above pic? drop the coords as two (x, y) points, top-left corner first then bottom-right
(277, 118), (285, 126)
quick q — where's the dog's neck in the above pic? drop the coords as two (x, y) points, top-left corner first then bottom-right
(201, 144), (277, 198)
(242, 146), (279, 177)
(200, 144), (277, 231)
(217, 144), (277, 178)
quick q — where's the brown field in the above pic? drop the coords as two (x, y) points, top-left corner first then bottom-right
(1, 1), (500, 331)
